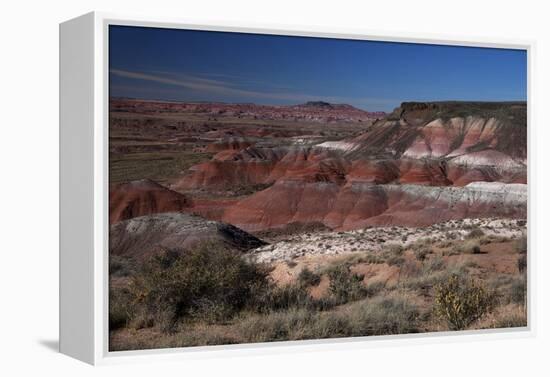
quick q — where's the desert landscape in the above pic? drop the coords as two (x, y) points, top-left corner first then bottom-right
(109, 98), (527, 351)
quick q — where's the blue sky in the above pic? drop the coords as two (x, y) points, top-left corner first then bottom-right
(109, 25), (527, 111)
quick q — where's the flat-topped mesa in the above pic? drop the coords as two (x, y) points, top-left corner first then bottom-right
(319, 101), (527, 172)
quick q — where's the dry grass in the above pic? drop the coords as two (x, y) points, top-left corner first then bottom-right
(109, 234), (527, 351)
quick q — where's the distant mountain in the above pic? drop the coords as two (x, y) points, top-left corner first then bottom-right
(293, 101), (354, 110)
(110, 98), (386, 123)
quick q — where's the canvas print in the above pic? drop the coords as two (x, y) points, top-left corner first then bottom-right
(108, 25), (527, 351)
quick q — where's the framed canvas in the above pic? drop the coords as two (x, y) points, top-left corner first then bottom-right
(59, 12), (533, 365)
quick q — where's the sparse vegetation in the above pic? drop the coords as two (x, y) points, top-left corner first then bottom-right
(447, 239), (481, 255)
(109, 150), (212, 185)
(297, 267), (321, 287)
(434, 274), (496, 330)
(131, 244), (271, 331)
(414, 246), (431, 261)
(328, 264), (366, 303)
(466, 227), (485, 239)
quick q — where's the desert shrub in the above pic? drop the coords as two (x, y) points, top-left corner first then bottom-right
(297, 267), (321, 287)
(109, 255), (137, 277)
(400, 259), (421, 279)
(402, 261), (469, 292)
(487, 274), (514, 296)
(328, 264), (366, 303)
(361, 253), (385, 264)
(423, 255), (446, 273)
(477, 234), (510, 245)
(347, 295), (420, 335)
(364, 281), (386, 297)
(386, 243), (404, 256)
(434, 274), (496, 330)
(109, 286), (135, 330)
(438, 239), (453, 248)
(237, 295), (420, 343)
(386, 255), (406, 266)
(466, 227), (485, 239)
(133, 244), (271, 332)
(517, 254), (527, 273)
(491, 312), (527, 329)
(444, 232), (457, 240)
(449, 239), (481, 255)
(307, 312), (354, 339)
(237, 309), (316, 343)
(414, 246), (431, 261)
(252, 282), (311, 312)
(151, 248), (180, 269)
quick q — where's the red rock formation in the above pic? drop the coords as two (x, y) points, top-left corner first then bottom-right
(171, 147), (350, 190)
(222, 181), (526, 232)
(109, 179), (192, 224)
(116, 101), (526, 232)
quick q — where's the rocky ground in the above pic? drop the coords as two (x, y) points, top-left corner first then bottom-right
(251, 217), (526, 263)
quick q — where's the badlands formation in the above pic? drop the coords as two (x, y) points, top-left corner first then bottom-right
(109, 99), (527, 245)
(108, 99), (528, 349)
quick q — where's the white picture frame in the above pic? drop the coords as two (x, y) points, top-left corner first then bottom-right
(59, 11), (535, 365)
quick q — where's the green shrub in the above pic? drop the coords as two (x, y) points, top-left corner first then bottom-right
(434, 274), (496, 330)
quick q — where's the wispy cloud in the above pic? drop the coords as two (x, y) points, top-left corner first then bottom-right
(110, 69), (398, 109)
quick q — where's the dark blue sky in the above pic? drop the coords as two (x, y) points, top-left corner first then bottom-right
(109, 25), (527, 111)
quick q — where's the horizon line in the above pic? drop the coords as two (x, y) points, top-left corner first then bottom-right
(109, 95), (527, 112)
